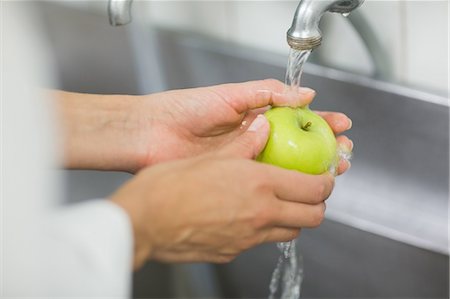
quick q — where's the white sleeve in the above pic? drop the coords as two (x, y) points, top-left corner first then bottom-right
(2, 3), (133, 298)
(46, 200), (133, 298)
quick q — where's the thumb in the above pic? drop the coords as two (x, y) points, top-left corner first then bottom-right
(222, 114), (270, 159)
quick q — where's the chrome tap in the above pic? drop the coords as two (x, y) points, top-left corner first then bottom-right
(107, 0), (364, 51)
(108, 0), (133, 26)
(287, 0), (364, 50)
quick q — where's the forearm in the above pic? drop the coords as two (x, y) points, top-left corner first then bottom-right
(52, 90), (145, 172)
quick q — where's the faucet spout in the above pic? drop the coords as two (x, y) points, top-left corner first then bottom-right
(108, 0), (133, 26)
(287, 0), (364, 50)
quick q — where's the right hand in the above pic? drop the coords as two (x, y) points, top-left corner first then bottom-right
(111, 115), (334, 270)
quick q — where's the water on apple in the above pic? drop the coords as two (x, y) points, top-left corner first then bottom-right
(268, 49), (311, 299)
(330, 143), (354, 175)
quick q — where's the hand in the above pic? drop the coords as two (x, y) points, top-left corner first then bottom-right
(134, 79), (353, 173)
(111, 115), (335, 269)
(55, 79), (353, 173)
(315, 111), (354, 175)
(132, 79), (316, 168)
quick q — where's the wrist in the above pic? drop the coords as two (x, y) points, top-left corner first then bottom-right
(55, 90), (146, 172)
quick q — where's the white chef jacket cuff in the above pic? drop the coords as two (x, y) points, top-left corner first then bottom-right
(47, 199), (134, 298)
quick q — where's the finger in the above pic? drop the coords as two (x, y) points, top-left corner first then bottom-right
(274, 201), (326, 228)
(266, 166), (335, 204)
(239, 108), (270, 131)
(250, 106), (271, 115)
(336, 159), (351, 175)
(336, 135), (353, 152)
(221, 114), (270, 159)
(212, 79), (316, 114)
(315, 111), (352, 135)
(253, 88), (315, 109)
(335, 135), (353, 176)
(261, 227), (301, 243)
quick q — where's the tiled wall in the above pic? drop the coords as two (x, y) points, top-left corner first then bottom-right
(144, 1), (448, 96)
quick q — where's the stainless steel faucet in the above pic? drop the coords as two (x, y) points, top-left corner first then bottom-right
(107, 0), (364, 52)
(108, 0), (133, 26)
(287, 0), (364, 50)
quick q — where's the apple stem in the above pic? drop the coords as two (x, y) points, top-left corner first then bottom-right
(302, 121), (312, 131)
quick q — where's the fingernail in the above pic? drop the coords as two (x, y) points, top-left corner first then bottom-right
(338, 159), (351, 175)
(347, 117), (353, 130)
(345, 160), (352, 170)
(248, 115), (267, 132)
(349, 139), (354, 151)
(299, 87), (316, 96)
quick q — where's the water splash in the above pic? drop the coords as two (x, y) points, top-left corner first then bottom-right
(269, 241), (304, 299)
(268, 49), (312, 299)
(329, 143), (354, 176)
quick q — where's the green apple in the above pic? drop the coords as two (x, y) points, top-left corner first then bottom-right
(257, 106), (337, 174)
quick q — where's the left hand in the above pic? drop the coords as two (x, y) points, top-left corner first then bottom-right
(131, 79), (352, 173)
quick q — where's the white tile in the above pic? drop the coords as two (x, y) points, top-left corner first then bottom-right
(404, 1), (449, 94)
(313, 13), (374, 77)
(142, 2), (192, 28)
(140, 0), (449, 95)
(144, 1), (230, 40)
(227, 1), (405, 82)
(53, 0), (107, 13)
(359, 0), (404, 81)
(314, 0), (403, 80)
(228, 1), (299, 55)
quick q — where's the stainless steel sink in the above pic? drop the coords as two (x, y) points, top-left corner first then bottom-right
(155, 27), (449, 251)
(149, 28), (450, 298)
(41, 3), (449, 298)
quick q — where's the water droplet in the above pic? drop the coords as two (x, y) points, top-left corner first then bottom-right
(342, 12), (350, 17)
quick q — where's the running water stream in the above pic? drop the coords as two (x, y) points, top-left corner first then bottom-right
(268, 49), (311, 299)
(285, 49), (312, 93)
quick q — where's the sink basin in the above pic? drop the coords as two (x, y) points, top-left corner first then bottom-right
(155, 28), (448, 254)
(151, 28), (449, 298)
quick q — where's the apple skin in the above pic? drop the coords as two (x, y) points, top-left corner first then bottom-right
(257, 107), (337, 175)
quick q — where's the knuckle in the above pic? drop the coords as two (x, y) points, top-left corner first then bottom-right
(311, 204), (325, 227)
(253, 173), (271, 191)
(315, 183), (327, 203)
(257, 232), (270, 244)
(285, 229), (301, 242)
(241, 236), (259, 250)
(215, 255), (236, 264)
(262, 78), (282, 88)
(328, 175), (336, 194)
(221, 244), (242, 256)
(249, 191), (275, 225)
(252, 204), (273, 228)
(316, 175), (334, 202)
(272, 229), (301, 243)
(251, 175), (276, 200)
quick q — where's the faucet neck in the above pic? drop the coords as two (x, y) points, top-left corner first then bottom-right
(287, 0), (364, 51)
(108, 0), (133, 26)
